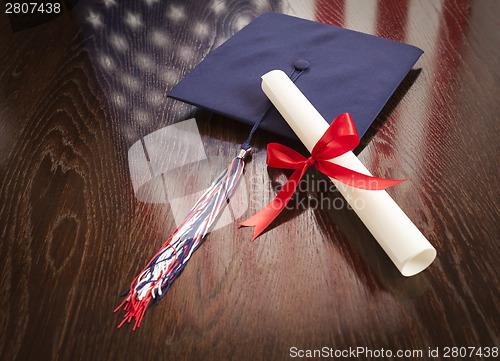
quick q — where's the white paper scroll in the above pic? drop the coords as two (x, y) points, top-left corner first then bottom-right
(261, 70), (436, 276)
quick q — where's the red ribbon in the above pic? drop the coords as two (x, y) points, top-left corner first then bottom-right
(238, 113), (405, 240)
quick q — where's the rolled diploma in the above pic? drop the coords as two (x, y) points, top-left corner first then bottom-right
(261, 70), (436, 276)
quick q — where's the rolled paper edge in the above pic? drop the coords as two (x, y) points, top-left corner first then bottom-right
(261, 70), (437, 276)
(400, 247), (437, 277)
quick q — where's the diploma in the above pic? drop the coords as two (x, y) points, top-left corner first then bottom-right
(261, 70), (436, 276)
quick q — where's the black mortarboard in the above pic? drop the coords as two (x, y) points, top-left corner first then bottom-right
(168, 12), (423, 141)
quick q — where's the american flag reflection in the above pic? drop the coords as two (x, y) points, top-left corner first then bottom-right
(76, 0), (470, 154)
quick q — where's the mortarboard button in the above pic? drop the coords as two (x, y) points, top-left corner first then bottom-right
(293, 59), (310, 71)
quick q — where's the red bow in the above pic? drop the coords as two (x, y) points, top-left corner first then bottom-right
(239, 113), (405, 240)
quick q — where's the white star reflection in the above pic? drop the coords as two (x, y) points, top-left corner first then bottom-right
(120, 73), (141, 92)
(150, 29), (170, 49)
(86, 10), (103, 28)
(234, 15), (251, 31)
(146, 90), (166, 107)
(135, 53), (156, 72)
(102, 0), (116, 8)
(167, 4), (186, 22)
(99, 54), (115, 71)
(124, 12), (143, 30)
(112, 92), (127, 109)
(210, 0), (226, 15)
(109, 33), (128, 52)
(193, 22), (210, 39)
(177, 45), (196, 61)
(159, 68), (180, 84)
(134, 109), (150, 124)
(143, 0), (160, 6)
(123, 125), (138, 140)
(252, 0), (269, 10)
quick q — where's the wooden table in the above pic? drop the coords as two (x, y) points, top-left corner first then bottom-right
(1, 1), (498, 360)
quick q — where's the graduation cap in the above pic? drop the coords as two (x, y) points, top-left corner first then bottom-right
(168, 12), (423, 142)
(117, 12), (424, 329)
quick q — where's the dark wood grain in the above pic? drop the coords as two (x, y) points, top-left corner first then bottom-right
(0, 1), (499, 360)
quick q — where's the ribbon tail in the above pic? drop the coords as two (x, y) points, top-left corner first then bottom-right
(238, 165), (308, 240)
(238, 200), (284, 241)
(317, 161), (406, 190)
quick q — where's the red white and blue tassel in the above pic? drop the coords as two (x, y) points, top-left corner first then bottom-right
(116, 65), (306, 329)
(115, 148), (250, 329)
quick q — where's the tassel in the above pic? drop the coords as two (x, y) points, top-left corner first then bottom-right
(115, 148), (250, 329)
(115, 67), (305, 330)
